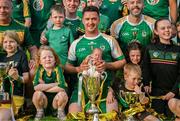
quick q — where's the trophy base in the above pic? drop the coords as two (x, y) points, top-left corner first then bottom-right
(0, 92), (10, 103)
(86, 106), (99, 114)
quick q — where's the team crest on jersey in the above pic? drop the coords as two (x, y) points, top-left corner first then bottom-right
(146, 0), (159, 5)
(33, 0), (44, 11)
(153, 51), (159, 58)
(142, 31), (147, 37)
(100, 45), (105, 51)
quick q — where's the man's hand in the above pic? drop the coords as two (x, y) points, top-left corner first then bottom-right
(95, 60), (106, 73)
(40, 33), (48, 45)
(77, 56), (90, 73)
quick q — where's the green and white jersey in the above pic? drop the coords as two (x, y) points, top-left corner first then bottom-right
(68, 33), (124, 65)
(100, 0), (123, 25)
(143, 0), (169, 20)
(64, 17), (81, 39)
(12, 0), (31, 24)
(68, 33), (124, 83)
(45, 26), (74, 65)
(78, 14), (110, 34)
(111, 15), (155, 52)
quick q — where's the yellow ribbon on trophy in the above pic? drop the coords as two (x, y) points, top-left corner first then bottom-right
(81, 77), (106, 113)
(123, 102), (145, 117)
(67, 110), (119, 121)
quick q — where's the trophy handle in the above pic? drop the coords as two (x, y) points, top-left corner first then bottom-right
(101, 71), (107, 81)
(77, 73), (83, 106)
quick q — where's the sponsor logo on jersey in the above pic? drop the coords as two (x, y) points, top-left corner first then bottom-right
(122, 32), (129, 36)
(146, 0), (159, 5)
(33, 0), (44, 11)
(78, 48), (86, 52)
(88, 41), (96, 46)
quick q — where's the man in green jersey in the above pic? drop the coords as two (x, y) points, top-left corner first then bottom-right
(12, 0), (31, 27)
(78, 0), (110, 34)
(63, 0), (81, 39)
(0, 0), (37, 59)
(143, 0), (177, 24)
(29, 0), (61, 47)
(100, 0), (123, 25)
(65, 6), (126, 114)
(111, 0), (155, 53)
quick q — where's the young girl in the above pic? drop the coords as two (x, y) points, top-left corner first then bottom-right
(142, 18), (180, 119)
(32, 45), (68, 120)
(0, 30), (29, 120)
(126, 41), (142, 64)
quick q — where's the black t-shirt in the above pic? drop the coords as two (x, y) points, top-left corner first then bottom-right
(3, 49), (29, 96)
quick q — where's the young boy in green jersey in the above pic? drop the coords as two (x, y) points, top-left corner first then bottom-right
(40, 5), (74, 66)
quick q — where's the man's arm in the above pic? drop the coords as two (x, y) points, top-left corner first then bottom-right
(96, 35), (126, 72)
(169, 0), (177, 24)
(28, 45), (38, 59)
(65, 60), (89, 74)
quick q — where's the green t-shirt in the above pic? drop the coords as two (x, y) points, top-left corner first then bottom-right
(45, 26), (74, 65)
(143, 0), (169, 20)
(63, 17), (81, 39)
(0, 19), (35, 48)
(12, 0), (31, 24)
(33, 65), (67, 92)
(111, 15), (155, 52)
(100, 0), (123, 25)
(78, 14), (110, 34)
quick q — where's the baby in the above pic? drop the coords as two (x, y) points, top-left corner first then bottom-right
(82, 48), (103, 78)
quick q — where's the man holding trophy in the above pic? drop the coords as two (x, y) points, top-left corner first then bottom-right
(65, 6), (126, 120)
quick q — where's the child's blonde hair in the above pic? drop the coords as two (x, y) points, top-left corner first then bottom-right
(123, 63), (142, 77)
(36, 45), (61, 67)
(2, 30), (21, 45)
(50, 4), (65, 16)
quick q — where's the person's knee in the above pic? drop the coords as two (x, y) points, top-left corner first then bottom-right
(168, 98), (178, 112)
(143, 115), (159, 121)
(0, 109), (12, 121)
(106, 99), (118, 112)
(168, 98), (180, 117)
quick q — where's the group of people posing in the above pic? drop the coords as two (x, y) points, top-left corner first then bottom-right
(0, 0), (180, 121)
